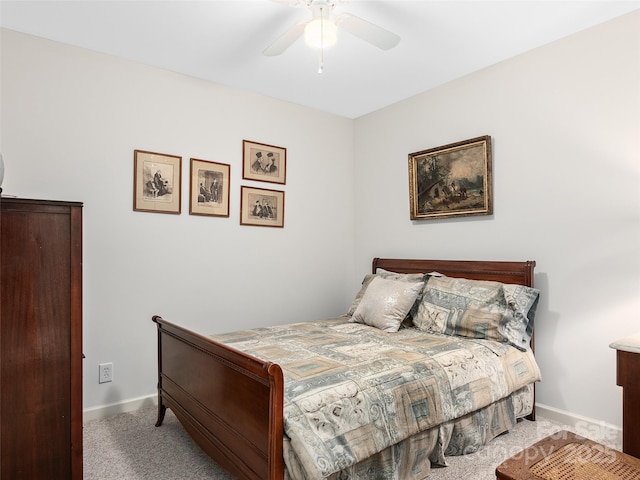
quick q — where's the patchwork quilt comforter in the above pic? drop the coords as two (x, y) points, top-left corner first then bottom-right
(211, 317), (541, 479)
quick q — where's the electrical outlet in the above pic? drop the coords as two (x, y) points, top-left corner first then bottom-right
(99, 363), (113, 384)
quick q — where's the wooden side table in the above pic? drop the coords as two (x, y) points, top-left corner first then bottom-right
(611, 333), (640, 458)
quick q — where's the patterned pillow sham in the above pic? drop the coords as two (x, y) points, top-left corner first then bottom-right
(351, 276), (425, 332)
(413, 275), (540, 351)
(346, 269), (425, 317)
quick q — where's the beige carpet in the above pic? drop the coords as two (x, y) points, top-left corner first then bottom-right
(83, 406), (602, 480)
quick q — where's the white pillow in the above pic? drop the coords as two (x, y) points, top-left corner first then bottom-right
(351, 276), (425, 332)
(346, 270), (425, 316)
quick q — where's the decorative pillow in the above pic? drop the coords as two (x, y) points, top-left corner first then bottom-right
(346, 274), (376, 316)
(413, 275), (540, 350)
(351, 276), (425, 332)
(375, 268), (425, 280)
(346, 269), (425, 317)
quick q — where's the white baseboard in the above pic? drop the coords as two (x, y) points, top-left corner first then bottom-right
(535, 402), (622, 450)
(83, 394), (158, 423)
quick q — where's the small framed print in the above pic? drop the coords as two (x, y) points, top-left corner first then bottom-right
(240, 186), (284, 228)
(134, 150), (181, 214)
(242, 140), (286, 184)
(408, 136), (493, 220)
(189, 158), (230, 217)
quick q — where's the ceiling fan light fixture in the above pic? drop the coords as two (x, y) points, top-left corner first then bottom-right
(304, 17), (337, 49)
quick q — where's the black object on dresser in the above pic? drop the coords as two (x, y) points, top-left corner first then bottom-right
(0, 197), (83, 479)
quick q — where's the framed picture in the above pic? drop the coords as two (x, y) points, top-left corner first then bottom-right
(408, 136), (493, 220)
(133, 150), (182, 214)
(242, 140), (286, 184)
(189, 158), (230, 217)
(240, 186), (284, 228)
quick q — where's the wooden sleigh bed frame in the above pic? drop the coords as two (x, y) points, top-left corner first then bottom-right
(153, 258), (537, 480)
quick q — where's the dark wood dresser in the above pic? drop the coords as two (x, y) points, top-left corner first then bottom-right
(611, 333), (640, 459)
(0, 197), (83, 479)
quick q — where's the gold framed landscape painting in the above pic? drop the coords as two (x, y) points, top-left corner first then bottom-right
(133, 150), (181, 214)
(240, 186), (284, 228)
(189, 158), (230, 217)
(408, 136), (493, 220)
(242, 140), (286, 185)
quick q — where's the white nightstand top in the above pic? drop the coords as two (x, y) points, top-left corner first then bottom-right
(610, 333), (640, 354)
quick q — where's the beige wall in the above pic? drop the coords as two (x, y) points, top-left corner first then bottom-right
(1, 28), (356, 411)
(1, 10), (638, 428)
(353, 10), (640, 428)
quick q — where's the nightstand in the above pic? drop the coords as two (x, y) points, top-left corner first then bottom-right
(610, 333), (640, 458)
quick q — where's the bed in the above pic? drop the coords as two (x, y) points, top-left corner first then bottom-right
(153, 258), (540, 480)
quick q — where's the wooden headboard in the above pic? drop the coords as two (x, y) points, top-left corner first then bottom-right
(372, 258), (536, 287)
(372, 257), (538, 365)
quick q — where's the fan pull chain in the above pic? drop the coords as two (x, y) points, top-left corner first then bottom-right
(318, 6), (326, 74)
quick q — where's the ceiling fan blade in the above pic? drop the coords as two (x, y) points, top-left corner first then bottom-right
(263, 19), (309, 56)
(270, 0), (310, 6)
(335, 13), (400, 50)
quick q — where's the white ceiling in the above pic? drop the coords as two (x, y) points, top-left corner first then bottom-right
(2, 0), (639, 118)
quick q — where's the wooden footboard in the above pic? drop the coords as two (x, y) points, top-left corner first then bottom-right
(153, 315), (285, 480)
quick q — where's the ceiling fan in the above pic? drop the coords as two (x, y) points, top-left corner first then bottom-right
(263, 0), (401, 58)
